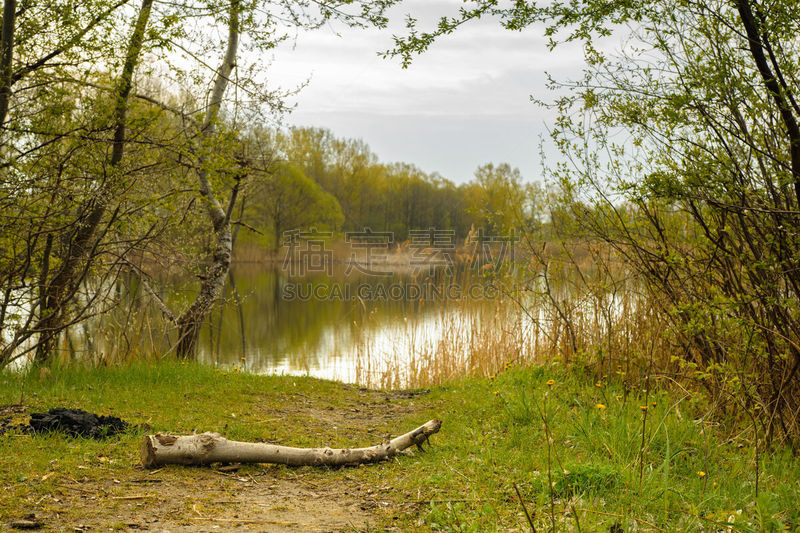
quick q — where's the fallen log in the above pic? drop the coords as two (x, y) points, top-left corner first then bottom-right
(140, 419), (442, 468)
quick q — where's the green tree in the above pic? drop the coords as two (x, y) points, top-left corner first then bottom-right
(0, 0), (155, 366)
(250, 162), (344, 252)
(391, 0), (800, 443)
(470, 163), (529, 234)
(0, 0), (406, 366)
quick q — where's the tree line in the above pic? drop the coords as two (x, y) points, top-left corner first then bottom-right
(242, 126), (543, 252)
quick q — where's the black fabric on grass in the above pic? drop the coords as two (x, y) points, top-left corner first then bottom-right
(27, 408), (128, 438)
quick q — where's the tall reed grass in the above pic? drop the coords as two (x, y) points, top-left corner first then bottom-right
(353, 242), (677, 389)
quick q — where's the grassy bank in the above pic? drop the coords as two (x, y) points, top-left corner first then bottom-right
(1, 361), (798, 531)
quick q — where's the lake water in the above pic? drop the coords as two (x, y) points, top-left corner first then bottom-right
(52, 258), (624, 387)
(5, 243), (634, 387)
(181, 264), (526, 387)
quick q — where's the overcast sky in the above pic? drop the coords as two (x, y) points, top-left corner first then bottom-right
(266, 1), (588, 184)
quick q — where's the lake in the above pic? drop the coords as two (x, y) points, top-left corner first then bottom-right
(179, 263), (532, 387)
(46, 251), (626, 388)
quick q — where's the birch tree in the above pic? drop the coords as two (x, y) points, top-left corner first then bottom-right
(123, 0), (403, 359)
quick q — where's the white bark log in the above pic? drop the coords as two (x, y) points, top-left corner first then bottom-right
(140, 419), (442, 468)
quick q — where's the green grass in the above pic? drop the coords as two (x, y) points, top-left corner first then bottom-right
(1, 360), (798, 531)
(367, 363), (800, 532)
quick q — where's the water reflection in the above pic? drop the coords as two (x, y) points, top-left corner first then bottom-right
(9, 253), (639, 386)
(194, 264), (498, 385)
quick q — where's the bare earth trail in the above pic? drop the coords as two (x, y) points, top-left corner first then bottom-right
(57, 471), (380, 532)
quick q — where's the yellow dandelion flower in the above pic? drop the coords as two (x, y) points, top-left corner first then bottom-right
(489, 375), (496, 380)
(546, 379), (555, 386)
(640, 405), (648, 411)
(615, 395), (622, 400)
(493, 390), (500, 396)
(697, 471), (706, 477)
(595, 403), (606, 410)
(595, 382), (602, 388)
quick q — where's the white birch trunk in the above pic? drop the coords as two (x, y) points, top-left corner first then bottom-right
(140, 419), (442, 468)
(175, 0), (240, 358)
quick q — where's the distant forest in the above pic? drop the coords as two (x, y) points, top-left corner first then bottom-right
(242, 126), (544, 251)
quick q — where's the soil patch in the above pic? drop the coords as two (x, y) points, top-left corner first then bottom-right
(40, 470), (384, 532)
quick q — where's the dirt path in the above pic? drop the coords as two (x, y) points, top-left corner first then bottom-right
(52, 471), (383, 532)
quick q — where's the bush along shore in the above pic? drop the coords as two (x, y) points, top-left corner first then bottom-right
(1, 360), (798, 531)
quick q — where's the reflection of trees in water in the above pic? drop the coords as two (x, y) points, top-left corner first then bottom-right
(199, 266), (459, 372)
(64, 264), (495, 376)
(208, 270), (246, 362)
(200, 267), (352, 369)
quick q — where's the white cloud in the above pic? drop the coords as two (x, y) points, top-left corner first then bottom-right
(263, 0), (587, 182)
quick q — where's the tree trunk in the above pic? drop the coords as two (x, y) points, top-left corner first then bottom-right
(141, 419), (442, 468)
(735, 0), (800, 207)
(32, 0), (153, 364)
(174, 0), (240, 359)
(0, 0), (16, 130)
